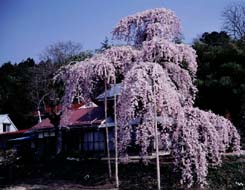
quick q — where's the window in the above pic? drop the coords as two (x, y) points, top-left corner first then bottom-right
(83, 130), (105, 151)
(3, 123), (10, 132)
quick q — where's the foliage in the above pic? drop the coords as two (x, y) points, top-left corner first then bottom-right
(0, 58), (36, 129)
(0, 149), (18, 166)
(58, 8), (240, 188)
(0, 58), (63, 128)
(193, 31), (245, 141)
(0, 46), (91, 129)
(68, 50), (93, 62)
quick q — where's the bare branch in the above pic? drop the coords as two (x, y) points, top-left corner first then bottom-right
(222, 2), (245, 40)
(39, 41), (83, 64)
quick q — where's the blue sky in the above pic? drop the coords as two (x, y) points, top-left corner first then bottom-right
(0, 0), (238, 64)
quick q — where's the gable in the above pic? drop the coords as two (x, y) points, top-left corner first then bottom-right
(0, 114), (18, 133)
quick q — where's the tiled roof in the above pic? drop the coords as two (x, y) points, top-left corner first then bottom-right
(32, 106), (105, 130)
(31, 118), (53, 129)
(73, 106), (104, 125)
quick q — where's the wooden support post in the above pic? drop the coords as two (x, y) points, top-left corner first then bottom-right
(104, 80), (112, 178)
(114, 79), (119, 188)
(153, 80), (161, 190)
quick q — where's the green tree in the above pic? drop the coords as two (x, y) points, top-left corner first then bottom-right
(95, 37), (111, 53)
(0, 58), (36, 129)
(193, 31), (245, 140)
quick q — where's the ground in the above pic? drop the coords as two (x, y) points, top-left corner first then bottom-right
(1, 154), (245, 190)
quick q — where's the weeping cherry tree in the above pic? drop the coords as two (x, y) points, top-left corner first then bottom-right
(56, 7), (240, 188)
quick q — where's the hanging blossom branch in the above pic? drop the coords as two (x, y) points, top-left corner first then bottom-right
(53, 61), (93, 126)
(55, 45), (140, 106)
(117, 62), (181, 157)
(55, 61), (92, 106)
(164, 62), (197, 106)
(54, 52), (116, 109)
(171, 107), (240, 187)
(112, 8), (181, 46)
(142, 38), (197, 76)
(101, 46), (141, 77)
(87, 54), (116, 84)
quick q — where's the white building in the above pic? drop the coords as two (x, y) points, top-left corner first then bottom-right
(0, 114), (18, 134)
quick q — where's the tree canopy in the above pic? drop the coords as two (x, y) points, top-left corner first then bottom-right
(0, 58), (36, 128)
(193, 31), (245, 143)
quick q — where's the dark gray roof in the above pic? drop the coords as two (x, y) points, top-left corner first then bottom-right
(96, 83), (121, 101)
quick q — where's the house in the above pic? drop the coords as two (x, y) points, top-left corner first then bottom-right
(0, 114), (18, 134)
(1, 98), (116, 159)
(30, 103), (115, 157)
(24, 85), (121, 158)
(0, 84), (128, 159)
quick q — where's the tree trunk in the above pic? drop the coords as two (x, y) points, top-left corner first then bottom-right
(114, 79), (119, 188)
(104, 80), (112, 178)
(153, 80), (161, 190)
(56, 126), (62, 155)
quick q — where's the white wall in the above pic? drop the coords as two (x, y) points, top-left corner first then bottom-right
(0, 115), (18, 133)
